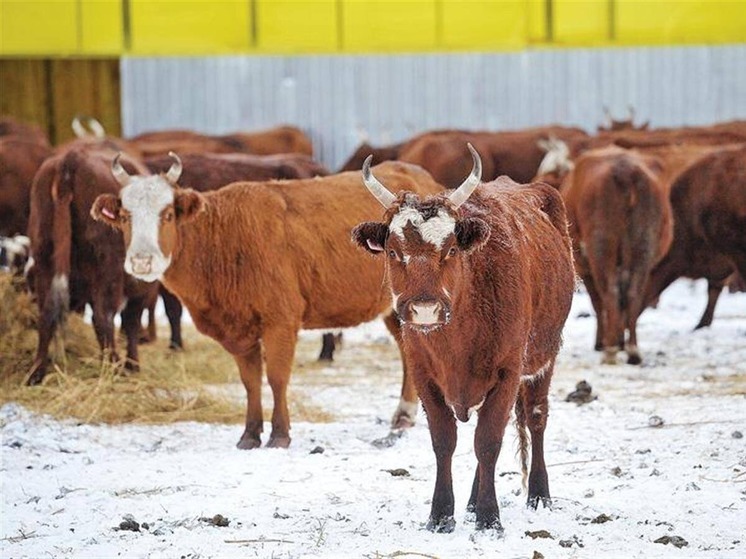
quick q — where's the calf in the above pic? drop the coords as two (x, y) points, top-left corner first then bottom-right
(352, 145), (574, 533)
(562, 146), (673, 364)
(91, 154), (444, 449)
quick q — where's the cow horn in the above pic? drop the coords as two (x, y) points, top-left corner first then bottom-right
(603, 105), (612, 126)
(72, 115), (87, 139)
(628, 104), (636, 121)
(111, 153), (131, 187)
(362, 155), (396, 209)
(86, 116), (105, 139)
(447, 143), (482, 209)
(166, 151), (183, 184)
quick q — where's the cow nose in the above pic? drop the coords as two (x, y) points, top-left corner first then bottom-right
(410, 301), (442, 325)
(130, 253), (153, 275)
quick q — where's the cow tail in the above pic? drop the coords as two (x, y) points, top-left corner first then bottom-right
(514, 388), (530, 492)
(48, 152), (77, 323)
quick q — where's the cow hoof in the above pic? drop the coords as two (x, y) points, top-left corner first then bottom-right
(236, 434), (261, 450)
(392, 414), (416, 431)
(26, 360), (49, 386)
(627, 353), (642, 365)
(169, 341), (184, 351)
(266, 436), (291, 449)
(426, 516), (455, 533)
(527, 495), (552, 510)
(601, 350), (617, 365)
(123, 360), (140, 373)
(475, 515), (503, 533)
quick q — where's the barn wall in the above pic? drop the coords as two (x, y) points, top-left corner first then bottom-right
(121, 45), (746, 170)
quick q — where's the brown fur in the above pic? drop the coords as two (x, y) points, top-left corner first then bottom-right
(25, 141), (158, 385)
(562, 146), (674, 365)
(0, 117), (50, 147)
(92, 162), (443, 449)
(0, 138), (53, 236)
(338, 142), (406, 172)
(353, 176), (575, 532)
(129, 126), (313, 159)
(645, 145), (746, 328)
(398, 126), (589, 187)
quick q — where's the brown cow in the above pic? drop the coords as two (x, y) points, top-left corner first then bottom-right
(562, 146), (674, 364)
(398, 126), (589, 188)
(129, 125), (313, 159)
(26, 142), (158, 384)
(0, 138), (53, 236)
(0, 116), (50, 147)
(338, 141), (406, 172)
(352, 145), (574, 532)
(645, 145), (746, 326)
(142, 152), (331, 351)
(90, 155), (443, 449)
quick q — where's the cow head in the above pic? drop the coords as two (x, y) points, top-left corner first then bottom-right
(90, 152), (205, 282)
(598, 105), (650, 132)
(537, 136), (573, 178)
(352, 144), (489, 332)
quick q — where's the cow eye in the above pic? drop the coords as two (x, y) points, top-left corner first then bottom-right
(120, 213), (129, 223)
(162, 211), (174, 223)
(388, 250), (396, 259)
(447, 247), (457, 257)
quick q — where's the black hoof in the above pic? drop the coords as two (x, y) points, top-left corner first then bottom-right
(527, 495), (552, 510)
(475, 516), (503, 532)
(627, 354), (642, 365)
(236, 434), (261, 450)
(426, 516), (455, 533)
(169, 340), (184, 351)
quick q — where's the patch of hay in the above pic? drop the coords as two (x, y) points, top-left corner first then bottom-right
(0, 273), (242, 425)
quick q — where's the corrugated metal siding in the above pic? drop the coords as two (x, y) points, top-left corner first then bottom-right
(121, 45), (746, 171)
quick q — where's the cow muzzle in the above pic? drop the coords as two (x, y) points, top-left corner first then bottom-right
(400, 297), (451, 330)
(129, 253), (154, 276)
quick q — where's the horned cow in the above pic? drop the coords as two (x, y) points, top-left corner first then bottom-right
(91, 155), (444, 449)
(352, 145), (575, 533)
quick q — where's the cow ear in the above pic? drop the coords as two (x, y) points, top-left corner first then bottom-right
(174, 189), (206, 222)
(90, 194), (122, 228)
(351, 222), (388, 254)
(455, 217), (490, 253)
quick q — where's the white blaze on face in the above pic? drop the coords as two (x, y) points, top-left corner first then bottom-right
(389, 206), (455, 250)
(120, 176), (174, 282)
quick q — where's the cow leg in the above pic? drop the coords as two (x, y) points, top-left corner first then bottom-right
(695, 279), (724, 330)
(234, 344), (263, 450)
(522, 364), (553, 508)
(120, 297), (148, 372)
(419, 379), (457, 533)
(27, 271), (57, 385)
(161, 287), (184, 349)
(90, 281), (121, 365)
(582, 273), (605, 352)
(262, 326), (298, 448)
(471, 377), (518, 532)
(383, 311), (418, 429)
(318, 332), (336, 361)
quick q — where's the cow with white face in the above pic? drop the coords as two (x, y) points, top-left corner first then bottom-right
(92, 152), (202, 283)
(92, 152), (445, 449)
(352, 144), (575, 533)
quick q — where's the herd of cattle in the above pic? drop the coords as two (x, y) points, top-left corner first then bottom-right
(1, 110), (745, 532)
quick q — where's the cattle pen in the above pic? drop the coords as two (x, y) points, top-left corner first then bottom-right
(1, 1), (746, 558)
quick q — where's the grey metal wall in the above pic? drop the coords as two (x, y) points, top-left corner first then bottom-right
(121, 45), (746, 170)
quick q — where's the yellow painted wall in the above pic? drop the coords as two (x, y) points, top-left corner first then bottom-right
(129, 0), (252, 54)
(0, 0), (744, 56)
(256, 0), (338, 52)
(341, 0), (437, 52)
(0, 0), (78, 55)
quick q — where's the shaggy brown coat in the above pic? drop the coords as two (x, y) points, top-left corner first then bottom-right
(26, 142), (158, 384)
(92, 162), (443, 449)
(352, 177), (575, 532)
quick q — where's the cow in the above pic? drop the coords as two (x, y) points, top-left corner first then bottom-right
(90, 154), (444, 449)
(0, 137), (53, 237)
(597, 105), (650, 133)
(351, 144), (574, 533)
(128, 125), (313, 159)
(645, 145), (746, 327)
(338, 141), (406, 172)
(561, 146), (675, 365)
(25, 142), (159, 385)
(0, 116), (50, 147)
(397, 126), (589, 188)
(142, 152), (331, 352)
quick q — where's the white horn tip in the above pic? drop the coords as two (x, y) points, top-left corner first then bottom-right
(362, 154), (374, 177)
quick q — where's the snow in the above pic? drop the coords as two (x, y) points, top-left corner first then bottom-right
(2, 279), (745, 559)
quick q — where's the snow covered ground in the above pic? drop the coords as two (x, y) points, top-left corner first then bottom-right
(2, 279), (745, 559)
